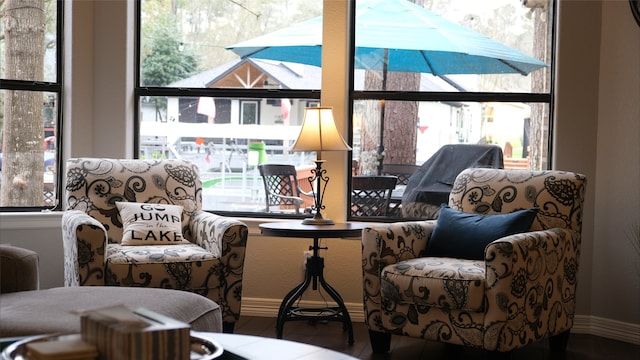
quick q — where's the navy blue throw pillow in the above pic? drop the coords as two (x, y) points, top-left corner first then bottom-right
(427, 205), (538, 260)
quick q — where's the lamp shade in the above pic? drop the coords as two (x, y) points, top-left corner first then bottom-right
(291, 107), (352, 153)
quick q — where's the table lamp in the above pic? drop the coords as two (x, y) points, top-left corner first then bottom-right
(291, 106), (351, 225)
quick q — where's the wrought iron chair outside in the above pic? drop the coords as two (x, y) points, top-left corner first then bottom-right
(351, 175), (398, 217)
(381, 163), (420, 185)
(258, 164), (314, 214)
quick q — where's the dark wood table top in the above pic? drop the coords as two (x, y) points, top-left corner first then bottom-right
(259, 221), (367, 238)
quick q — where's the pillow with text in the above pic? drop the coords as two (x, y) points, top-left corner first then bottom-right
(116, 202), (188, 245)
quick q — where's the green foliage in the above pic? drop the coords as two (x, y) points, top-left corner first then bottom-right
(141, 14), (198, 87)
(141, 0), (322, 71)
(140, 11), (199, 120)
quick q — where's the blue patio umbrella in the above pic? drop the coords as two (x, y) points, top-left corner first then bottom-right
(226, 0), (547, 76)
(226, 0), (547, 170)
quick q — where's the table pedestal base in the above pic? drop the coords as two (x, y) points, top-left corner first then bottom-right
(276, 238), (354, 344)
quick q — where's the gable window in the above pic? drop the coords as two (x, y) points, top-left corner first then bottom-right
(241, 101), (260, 125)
(0, 0), (63, 211)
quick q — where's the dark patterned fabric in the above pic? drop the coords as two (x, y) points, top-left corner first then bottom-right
(362, 168), (586, 352)
(62, 158), (248, 327)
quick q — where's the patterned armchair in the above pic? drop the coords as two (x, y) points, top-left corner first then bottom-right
(362, 168), (587, 353)
(62, 158), (248, 333)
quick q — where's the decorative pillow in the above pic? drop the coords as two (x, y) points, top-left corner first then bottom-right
(426, 205), (538, 260)
(116, 202), (188, 245)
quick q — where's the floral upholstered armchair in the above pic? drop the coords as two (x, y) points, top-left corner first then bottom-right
(62, 158), (248, 333)
(362, 168), (586, 353)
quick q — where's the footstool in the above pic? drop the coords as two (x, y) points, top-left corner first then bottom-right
(0, 245), (223, 337)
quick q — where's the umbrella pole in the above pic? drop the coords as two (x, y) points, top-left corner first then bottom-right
(377, 49), (388, 175)
(377, 100), (385, 175)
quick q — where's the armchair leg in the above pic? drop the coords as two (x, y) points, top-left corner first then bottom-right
(549, 330), (570, 352)
(368, 330), (391, 353)
(223, 321), (235, 334)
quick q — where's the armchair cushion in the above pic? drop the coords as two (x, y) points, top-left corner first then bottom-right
(427, 205), (538, 260)
(381, 257), (486, 311)
(117, 202), (188, 245)
(106, 244), (216, 265)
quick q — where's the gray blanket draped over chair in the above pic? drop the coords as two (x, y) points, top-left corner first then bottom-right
(402, 144), (504, 219)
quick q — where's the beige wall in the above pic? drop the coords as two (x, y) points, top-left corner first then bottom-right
(554, 0), (602, 321)
(592, 0), (640, 323)
(1, 0), (638, 343)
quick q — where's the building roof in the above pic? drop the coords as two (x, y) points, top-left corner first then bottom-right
(170, 58), (465, 92)
(169, 58), (321, 89)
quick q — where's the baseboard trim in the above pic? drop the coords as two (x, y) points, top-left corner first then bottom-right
(573, 314), (640, 345)
(241, 298), (640, 345)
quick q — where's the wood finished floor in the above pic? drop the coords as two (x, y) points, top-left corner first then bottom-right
(234, 316), (640, 359)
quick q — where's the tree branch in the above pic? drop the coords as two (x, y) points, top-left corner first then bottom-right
(228, 0), (260, 19)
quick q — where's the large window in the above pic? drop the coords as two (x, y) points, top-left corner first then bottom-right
(0, 0), (62, 210)
(136, 0), (322, 218)
(349, 0), (555, 221)
(136, 0), (555, 220)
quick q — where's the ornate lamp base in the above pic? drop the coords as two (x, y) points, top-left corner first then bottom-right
(301, 213), (335, 225)
(302, 160), (335, 226)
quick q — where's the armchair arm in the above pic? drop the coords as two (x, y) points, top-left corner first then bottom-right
(362, 220), (436, 271)
(483, 227), (580, 351)
(0, 245), (39, 293)
(61, 210), (108, 287)
(362, 220), (436, 328)
(190, 211), (248, 324)
(189, 211), (248, 257)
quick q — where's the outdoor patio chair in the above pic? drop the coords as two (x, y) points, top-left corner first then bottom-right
(381, 163), (420, 185)
(351, 175), (398, 217)
(258, 164), (314, 214)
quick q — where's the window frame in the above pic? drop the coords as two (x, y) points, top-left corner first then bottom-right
(133, 0), (557, 222)
(133, 0), (320, 219)
(0, 0), (64, 212)
(345, 0), (558, 222)
(240, 100), (260, 125)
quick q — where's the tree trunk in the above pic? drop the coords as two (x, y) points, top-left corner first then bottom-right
(1, 0), (46, 206)
(529, 6), (551, 171)
(360, 0), (421, 174)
